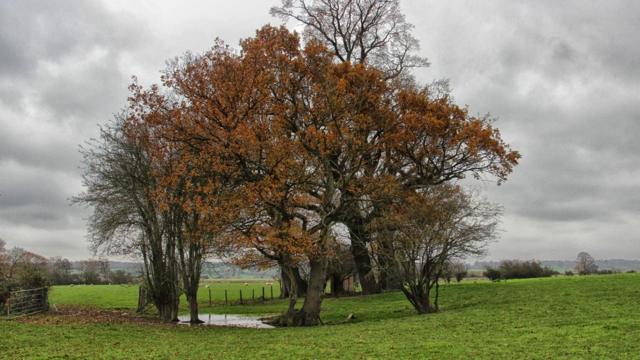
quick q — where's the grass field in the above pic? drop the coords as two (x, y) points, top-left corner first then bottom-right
(48, 280), (281, 309)
(2, 274), (639, 359)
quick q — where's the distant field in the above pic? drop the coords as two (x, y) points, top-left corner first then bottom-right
(50, 279), (281, 309)
(3, 274), (640, 359)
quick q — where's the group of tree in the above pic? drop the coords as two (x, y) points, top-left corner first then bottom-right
(1, 239), (136, 309)
(483, 259), (558, 281)
(75, 0), (519, 325)
(49, 258), (135, 285)
(483, 251), (627, 281)
(0, 239), (49, 306)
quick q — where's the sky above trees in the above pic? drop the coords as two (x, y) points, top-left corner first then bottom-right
(0, 0), (638, 260)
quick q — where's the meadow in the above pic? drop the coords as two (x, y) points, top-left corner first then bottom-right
(1, 274), (639, 359)
(48, 279), (282, 309)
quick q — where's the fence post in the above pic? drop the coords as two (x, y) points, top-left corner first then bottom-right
(252, 289), (255, 302)
(239, 290), (243, 305)
(208, 287), (212, 306)
(262, 287), (265, 302)
(43, 288), (49, 311)
(225, 289), (228, 305)
(270, 285), (273, 300)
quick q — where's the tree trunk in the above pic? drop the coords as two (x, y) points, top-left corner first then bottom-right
(157, 298), (179, 322)
(377, 239), (403, 291)
(298, 258), (327, 325)
(281, 258), (327, 326)
(187, 294), (202, 324)
(330, 273), (347, 296)
(401, 285), (435, 314)
(349, 224), (380, 294)
(280, 265), (307, 298)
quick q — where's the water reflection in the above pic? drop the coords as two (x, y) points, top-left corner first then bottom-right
(178, 313), (274, 329)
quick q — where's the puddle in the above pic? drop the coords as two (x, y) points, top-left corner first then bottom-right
(178, 314), (274, 329)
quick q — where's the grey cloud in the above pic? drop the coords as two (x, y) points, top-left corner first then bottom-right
(1, 0), (638, 260)
(408, 0), (640, 259)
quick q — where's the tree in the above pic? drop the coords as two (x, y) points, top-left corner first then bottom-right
(575, 252), (598, 275)
(271, 0), (429, 80)
(449, 261), (468, 283)
(75, 118), (181, 322)
(80, 260), (101, 284)
(49, 257), (73, 285)
(115, 24), (518, 326)
(0, 239), (7, 280)
(371, 186), (500, 314)
(109, 270), (134, 284)
(484, 267), (502, 282)
(272, 0), (429, 294)
(273, 1), (520, 296)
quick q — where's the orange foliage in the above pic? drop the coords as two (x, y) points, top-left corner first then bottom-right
(123, 25), (519, 269)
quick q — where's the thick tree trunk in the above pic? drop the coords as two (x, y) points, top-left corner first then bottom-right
(377, 239), (403, 291)
(401, 284), (436, 314)
(280, 258), (327, 326)
(349, 224), (380, 294)
(187, 294), (202, 324)
(157, 298), (179, 322)
(280, 265), (307, 298)
(330, 273), (347, 296)
(298, 258), (327, 325)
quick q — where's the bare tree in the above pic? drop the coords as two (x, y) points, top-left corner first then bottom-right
(575, 252), (598, 275)
(271, 0), (429, 80)
(74, 116), (181, 322)
(371, 186), (500, 314)
(80, 259), (102, 284)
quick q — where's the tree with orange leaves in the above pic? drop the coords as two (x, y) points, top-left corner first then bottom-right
(117, 23), (519, 326)
(273, 0), (520, 295)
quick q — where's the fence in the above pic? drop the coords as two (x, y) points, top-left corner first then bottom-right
(205, 285), (277, 306)
(3, 288), (49, 318)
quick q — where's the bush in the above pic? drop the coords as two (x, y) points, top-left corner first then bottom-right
(565, 270), (574, 276)
(484, 267), (502, 281)
(596, 269), (617, 275)
(498, 260), (557, 279)
(109, 270), (134, 284)
(626, 269), (636, 274)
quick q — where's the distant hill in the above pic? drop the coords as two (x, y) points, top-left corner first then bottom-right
(71, 260), (278, 279)
(470, 259), (640, 272)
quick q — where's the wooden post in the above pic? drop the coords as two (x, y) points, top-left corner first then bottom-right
(225, 289), (228, 305)
(239, 290), (243, 305)
(208, 287), (212, 306)
(270, 285), (273, 300)
(43, 288), (49, 311)
(262, 287), (265, 302)
(252, 288), (255, 301)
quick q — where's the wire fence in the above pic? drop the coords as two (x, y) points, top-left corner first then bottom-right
(3, 288), (49, 318)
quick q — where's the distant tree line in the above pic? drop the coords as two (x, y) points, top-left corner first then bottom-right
(483, 252), (634, 281)
(1, 238), (137, 308)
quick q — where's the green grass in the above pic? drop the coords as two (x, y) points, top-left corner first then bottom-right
(2, 274), (640, 359)
(49, 280), (281, 309)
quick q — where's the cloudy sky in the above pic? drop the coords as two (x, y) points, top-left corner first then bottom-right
(0, 0), (638, 261)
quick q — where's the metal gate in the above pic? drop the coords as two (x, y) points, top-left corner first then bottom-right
(4, 288), (49, 318)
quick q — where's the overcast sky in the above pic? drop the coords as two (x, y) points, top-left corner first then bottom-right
(0, 0), (638, 261)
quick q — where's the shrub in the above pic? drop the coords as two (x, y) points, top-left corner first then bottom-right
(565, 270), (574, 276)
(596, 269), (617, 275)
(498, 260), (557, 279)
(484, 267), (502, 281)
(626, 270), (637, 274)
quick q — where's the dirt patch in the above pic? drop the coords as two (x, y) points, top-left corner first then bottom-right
(15, 305), (167, 326)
